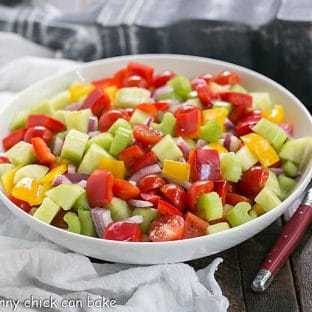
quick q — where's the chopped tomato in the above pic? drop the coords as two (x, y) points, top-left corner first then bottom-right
(31, 137), (56, 165)
(26, 115), (65, 132)
(123, 75), (148, 88)
(8, 195), (32, 213)
(234, 111), (262, 136)
(238, 166), (269, 198)
(92, 77), (117, 89)
(103, 221), (143, 242)
(214, 180), (230, 204)
(140, 192), (162, 206)
(86, 169), (114, 207)
(183, 212), (208, 238)
(99, 110), (128, 132)
(2, 128), (26, 151)
(130, 151), (157, 174)
(81, 88), (111, 117)
(133, 124), (162, 146)
(212, 71), (240, 85)
(225, 192), (250, 206)
(154, 101), (169, 111)
(175, 106), (202, 138)
(127, 62), (154, 85)
(149, 215), (185, 242)
(113, 68), (129, 88)
(196, 84), (216, 108)
(0, 156), (10, 164)
(160, 184), (186, 210)
(113, 178), (140, 200)
(137, 103), (158, 118)
(187, 180), (214, 211)
(152, 70), (175, 88)
(24, 126), (53, 144)
(158, 199), (182, 216)
(138, 175), (166, 192)
(118, 144), (145, 168)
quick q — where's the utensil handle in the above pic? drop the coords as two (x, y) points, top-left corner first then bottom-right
(252, 203), (312, 292)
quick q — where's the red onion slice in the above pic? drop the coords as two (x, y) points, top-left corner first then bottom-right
(128, 199), (154, 208)
(65, 173), (89, 183)
(144, 116), (153, 127)
(126, 215), (144, 224)
(88, 131), (100, 138)
(67, 164), (76, 174)
(229, 135), (241, 152)
(53, 175), (72, 186)
(65, 102), (83, 111)
(152, 85), (173, 100)
(88, 116), (98, 132)
(91, 208), (112, 237)
(224, 118), (234, 130)
(78, 180), (87, 189)
(196, 139), (207, 148)
(129, 164), (162, 184)
(270, 167), (284, 175)
(52, 136), (64, 156)
(223, 133), (231, 150)
(176, 137), (191, 159)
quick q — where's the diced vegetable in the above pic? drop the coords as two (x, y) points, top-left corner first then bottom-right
(100, 158), (126, 179)
(0, 163), (14, 177)
(6, 141), (36, 166)
(220, 152), (242, 182)
(250, 92), (273, 113)
(65, 109), (92, 133)
(1, 167), (20, 194)
(151, 112), (176, 136)
(132, 208), (158, 233)
(63, 212), (81, 234)
(197, 192), (223, 221)
(226, 202), (255, 227)
(278, 174), (297, 199)
(107, 197), (131, 221)
(113, 178), (140, 200)
(255, 187), (281, 212)
(152, 134), (183, 162)
(168, 75), (192, 100)
(30, 100), (55, 116)
(129, 109), (150, 125)
(265, 170), (282, 198)
(199, 120), (222, 143)
(9, 111), (29, 130)
(162, 160), (190, 183)
(175, 106), (202, 138)
(3, 128), (26, 151)
(31, 137), (56, 165)
(26, 114), (65, 132)
(282, 160), (299, 178)
(187, 181), (214, 211)
(115, 87), (151, 108)
(262, 105), (285, 124)
(33, 197), (60, 224)
(49, 91), (71, 110)
(13, 164), (49, 184)
(109, 127), (133, 156)
(103, 221), (143, 241)
(108, 118), (132, 135)
(236, 145), (258, 171)
(86, 132), (113, 150)
(81, 89), (111, 117)
(78, 208), (96, 236)
(207, 222), (230, 234)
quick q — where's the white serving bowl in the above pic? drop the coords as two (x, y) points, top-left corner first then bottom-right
(0, 54), (311, 264)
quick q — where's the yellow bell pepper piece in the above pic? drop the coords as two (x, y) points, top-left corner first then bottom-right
(69, 82), (94, 102)
(206, 143), (228, 154)
(241, 133), (280, 167)
(11, 177), (46, 206)
(202, 108), (228, 131)
(104, 86), (118, 102)
(162, 160), (190, 183)
(100, 159), (126, 179)
(1, 166), (19, 194)
(262, 105), (285, 124)
(39, 164), (67, 186)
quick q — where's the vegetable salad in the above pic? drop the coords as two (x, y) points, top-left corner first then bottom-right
(1, 62), (311, 242)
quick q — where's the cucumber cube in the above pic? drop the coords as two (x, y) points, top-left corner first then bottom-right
(152, 134), (183, 162)
(221, 152), (242, 182)
(73, 192), (90, 211)
(230, 84), (248, 94)
(78, 209), (96, 236)
(46, 184), (85, 211)
(65, 109), (92, 133)
(132, 207), (158, 233)
(9, 110), (29, 130)
(212, 100), (232, 111)
(236, 145), (258, 171)
(200, 120), (222, 143)
(253, 118), (288, 150)
(226, 202), (255, 227)
(0, 164), (14, 177)
(78, 143), (113, 174)
(151, 112), (176, 136)
(168, 75), (192, 100)
(255, 187), (281, 212)
(282, 160), (299, 178)
(53, 110), (69, 123)
(129, 109), (150, 125)
(251, 93), (273, 112)
(30, 100), (54, 116)
(207, 222), (230, 234)
(61, 129), (89, 164)
(108, 118), (132, 135)
(109, 127), (133, 156)
(107, 197), (131, 221)
(49, 91), (71, 110)
(155, 86), (181, 101)
(6, 141), (36, 166)
(33, 197), (61, 224)
(198, 192), (223, 221)
(64, 212), (81, 234)
(86, 132), (113, 150)
(265, 170), (282, 198)
(278, 174), (297, 200)
(14, 164), (49, 184)
(115, 87), (151, 108)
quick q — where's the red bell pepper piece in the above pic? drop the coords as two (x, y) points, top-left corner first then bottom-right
(31, 137), (56, 165)
(130, 151), (157, 173)
(154, 101), (169, 111)
(113, 68), (129, 88)
(123, 75), (148, 88)
(8, 195), (32, 213)
(140, 192), (162, 206)
(92, 77), (117, 89)
(187, 180), (214, 211)
(136, 103), (158, 118)
(212, 71), (240, 85)
(118, 144), (145, 168)
(225, 192), (250, 206)
(86, 169), (114, 207)
(175, 106), (202, 138)
(183, 212), (209, 239)
(81, 88), (111, 117)
(24, 126), (53, 144)
(127, 62), (154, 85)
(152, 70), (175, 88)
(149, 215), (185, 242)
(234, 111), (262, 136)
(0, 156), (10, 164)
(160, 184), (186, 211)
(133, 124), (162, 146)
(2, 128), (26, 151)
(99, 110), (129, 132)
(195, 84), (215, 108)
(26, 115), (65, 132)
(214, 180), (230, 204)
(157, 199), (182, 216)
(138, 175), (166, 192)
(103, 221), (143, 241)
(113, 178), (140, 200)
(238, 166), (269, 198)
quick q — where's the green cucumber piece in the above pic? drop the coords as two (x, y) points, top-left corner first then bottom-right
(207, 222), (230, 234)
(9, 111), (29, 130)
(230, 84), (248, 94)
(33, 197), (61, 224)
(152, 134), (183, 162)
(236, 145), (258, 171)
(199, 120), (222, 143)
(253, 118), (288, 150)
(108, 118), (132, 135)
(221, 152), (242, 182)
(49, 91), (71, 110)
(73, 192), (89, 211)
(197, 192), (223, 221)
(107, 197), (131, 221)
(184, 98), (202, 108)
(255, 187), (281, 212)
(30, 100), (54, 116)
(46, 184), (85, 211)
(6, 141), (36, 166)
(115, 87), (151, 108)
(86, 132), (113, 151)
(212, 100), (232, 111)
(132, 207), (158, 233)
(187, 91), (198, 99)
(167, 75), (192, 100)
(64, 212), (81, 234)
(0, 164), (14, 177)
(155, 86), (181, 101)
(61, 129), (89, 164)
(251, 92), (273, 112)
(65, 109), (92, 133)
(283, 160), (299, 178)
(151, 112), (176, 136)
(13, 164), (49, 184)
(109, 127), (133, 156)
(278, 174), (297, 199)
(226, 202), (255, 227)
(78, 143), (113, 174)
(129, 109), (150, 125)
(265, 170), (282, 198)
(78, 208), (96, 236)
(53, 110), (69, 123)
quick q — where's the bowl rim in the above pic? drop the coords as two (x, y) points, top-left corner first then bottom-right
(1, 53), (312, 248)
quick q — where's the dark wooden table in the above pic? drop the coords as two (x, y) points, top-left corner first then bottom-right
(188, 219), (312, 312)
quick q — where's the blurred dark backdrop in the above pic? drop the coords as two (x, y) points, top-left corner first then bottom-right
(0, 0), (311, 110)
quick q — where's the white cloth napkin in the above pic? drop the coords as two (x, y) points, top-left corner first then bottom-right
(0, 32), (229, 312)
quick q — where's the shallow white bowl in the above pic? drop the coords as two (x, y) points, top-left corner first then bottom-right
(1, 54), (312, 264)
